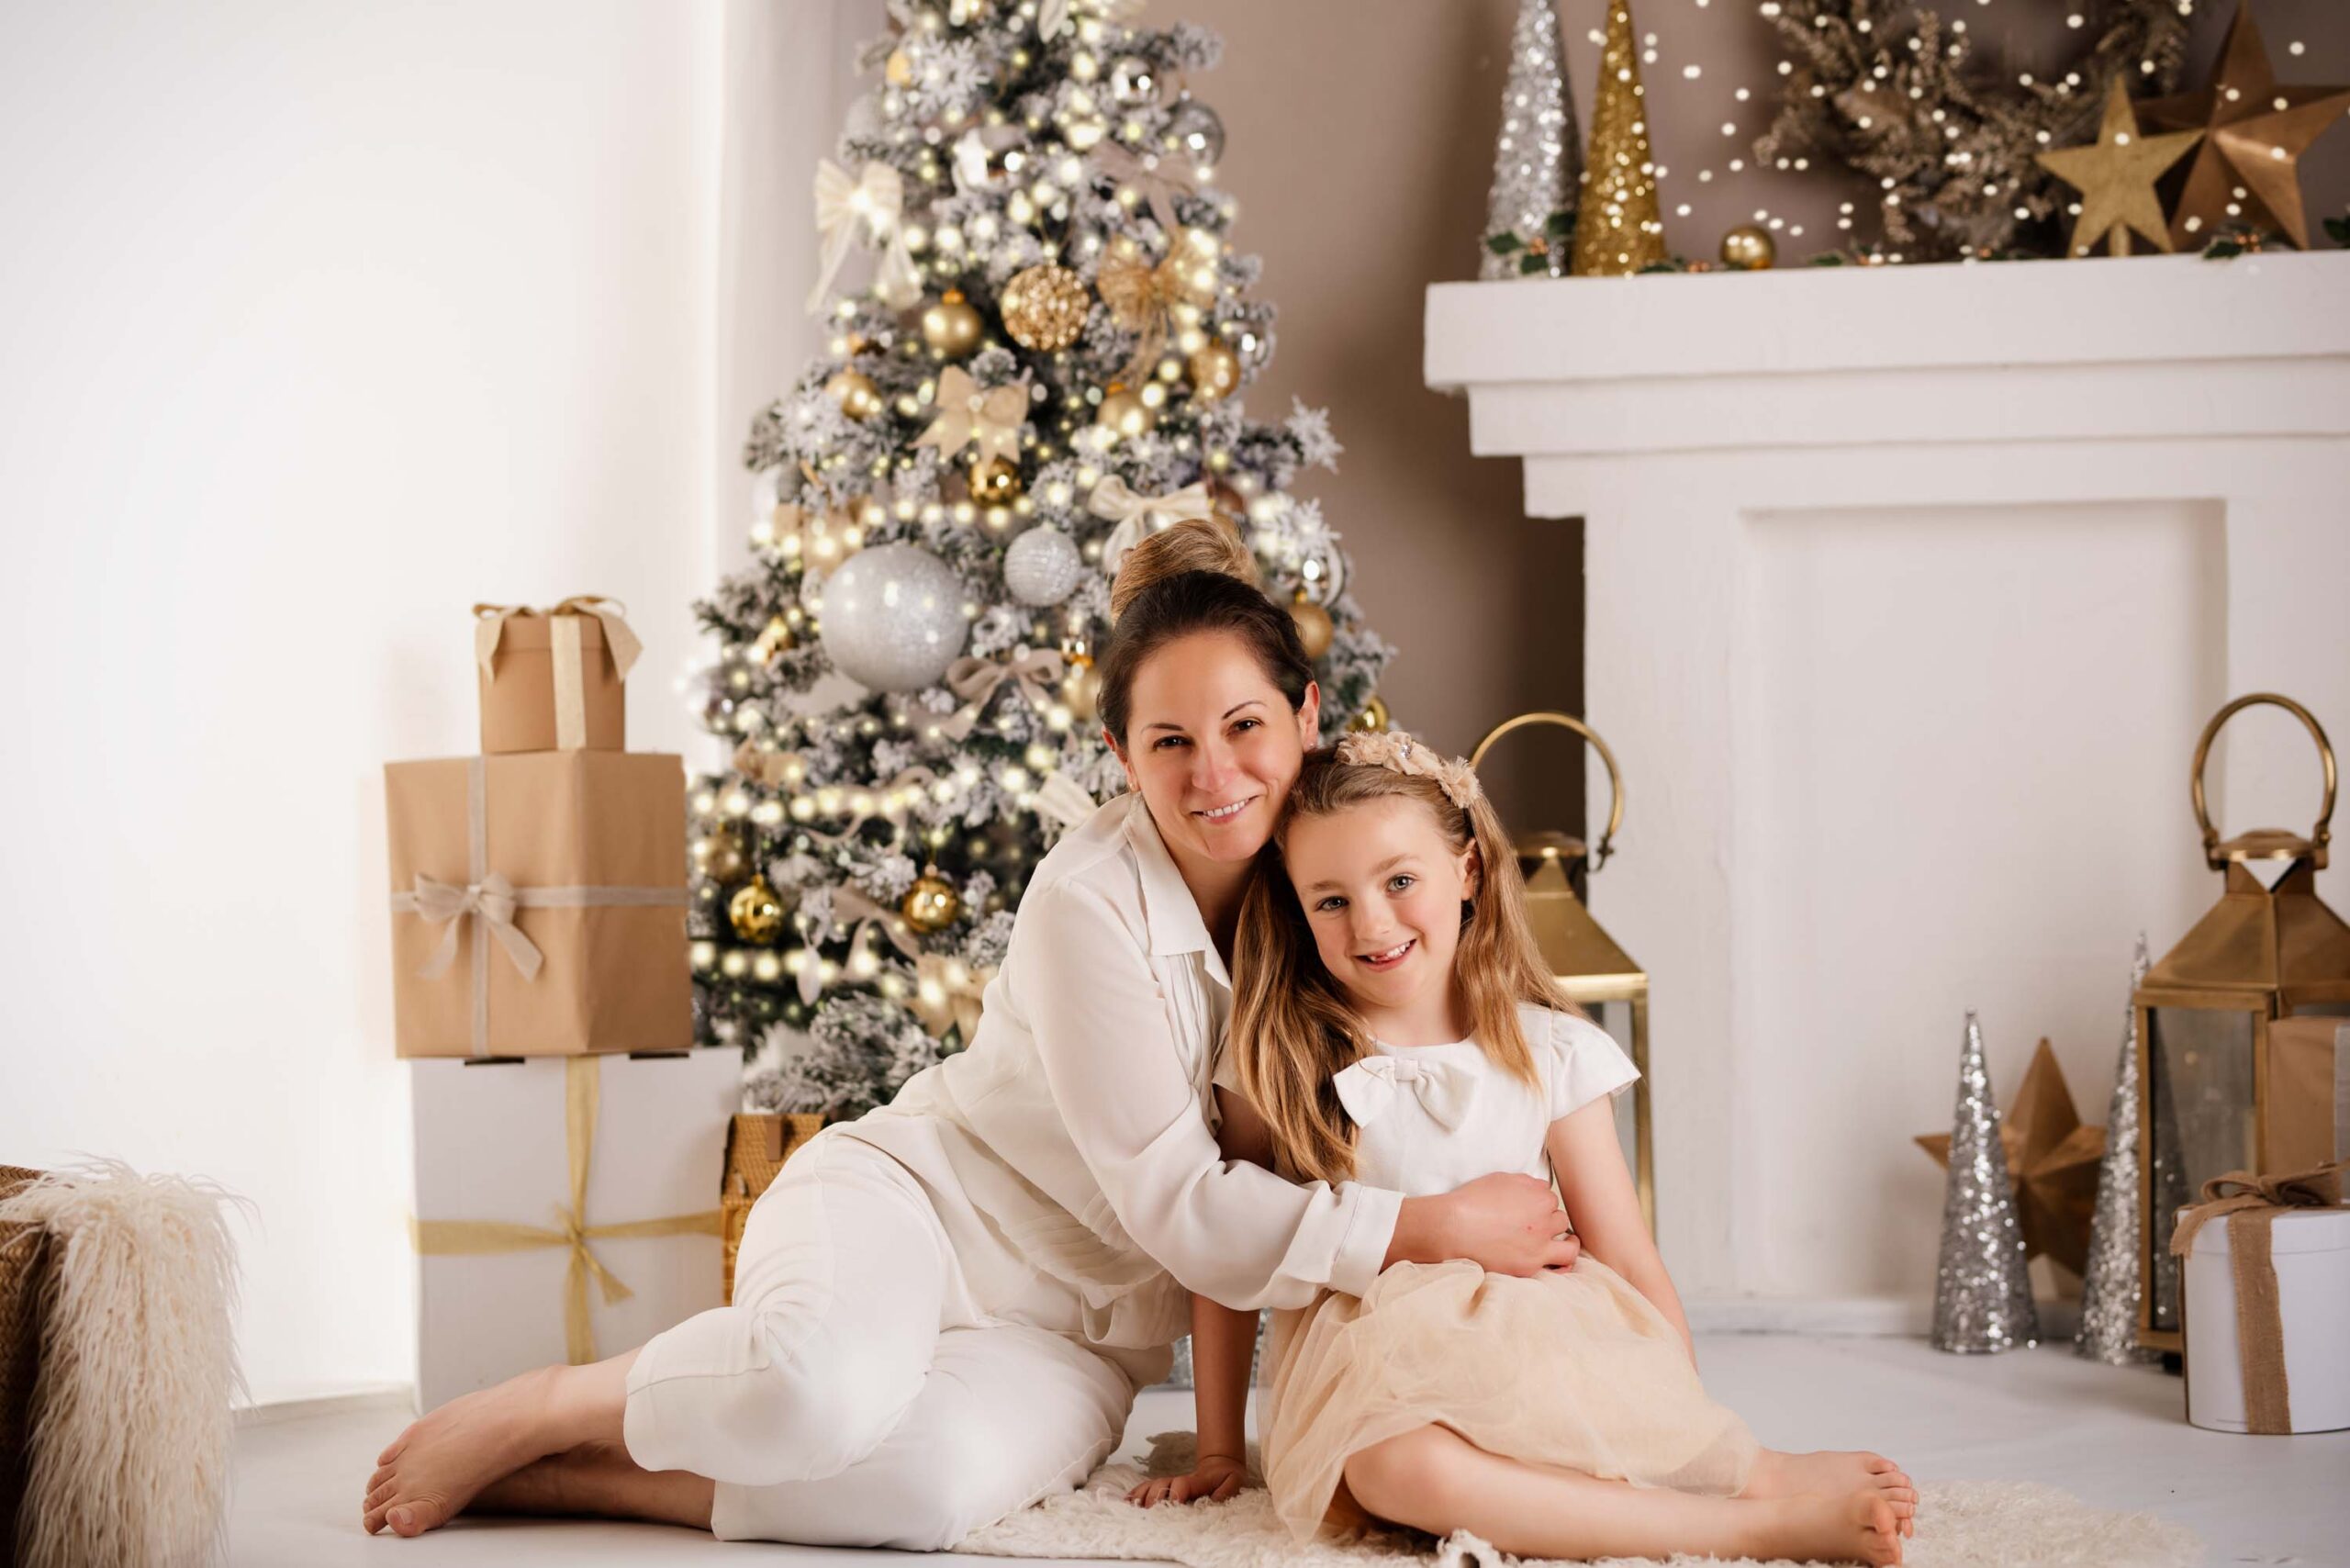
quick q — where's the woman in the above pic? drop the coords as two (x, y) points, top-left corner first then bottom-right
(362, 521), (1581, 1546)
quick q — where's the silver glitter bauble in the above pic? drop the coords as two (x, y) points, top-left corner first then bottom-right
(1481, 0), (1583, 280)
(816, 543), (969, 692)
(1002, 526), (1082, 607)
(1932, 1011), (2042, 1354)
(2076, 935), (2164, 1365)
(1164, 97), (1225, 167)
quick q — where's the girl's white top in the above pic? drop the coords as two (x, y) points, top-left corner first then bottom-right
(1215, 1002), (1640, 1197)
(834, 790), (1403, 1352)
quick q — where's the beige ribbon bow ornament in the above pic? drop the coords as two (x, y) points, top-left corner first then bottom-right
(809, 159), (921, 312)
(939, 647), (1067, 740)
(1333, 1055), (1477, 1133)
(1096, 238), (1217, 386)
(910, 952), (993, 1045)
(1037, 0), (1145, 40)
(1087, 476), (1216, 577)
(2169, 1158), (2349, 1434)
(1090, 140), (1197, 236)
(914, 366), (1028, 469)
(798, 884), (926, 1006)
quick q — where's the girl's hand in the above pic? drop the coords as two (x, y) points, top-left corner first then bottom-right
(1125, 1453), (1248, 1507)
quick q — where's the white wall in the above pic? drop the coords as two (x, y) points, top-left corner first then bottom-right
(0, 0), (863, 1407)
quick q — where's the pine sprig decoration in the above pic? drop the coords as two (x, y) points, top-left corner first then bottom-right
(1756, 0), (2188, 262)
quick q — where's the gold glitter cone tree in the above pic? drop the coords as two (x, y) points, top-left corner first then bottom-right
(1569, 0), (1667, 277)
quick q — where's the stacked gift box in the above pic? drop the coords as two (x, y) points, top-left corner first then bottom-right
(385, 599), (741, 1411)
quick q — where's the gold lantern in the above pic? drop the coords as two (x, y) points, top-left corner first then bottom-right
(1471, 712), (1654, 1238)
(2132, 693), (2349, 1352)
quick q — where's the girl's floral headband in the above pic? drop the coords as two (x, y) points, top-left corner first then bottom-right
(1335, 729), (1483, 812)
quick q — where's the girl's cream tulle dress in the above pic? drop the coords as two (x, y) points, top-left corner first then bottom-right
(1214, 1004), (1760, 1541)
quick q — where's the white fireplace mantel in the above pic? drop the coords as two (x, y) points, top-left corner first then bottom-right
(1427, 252), (2350, 1331)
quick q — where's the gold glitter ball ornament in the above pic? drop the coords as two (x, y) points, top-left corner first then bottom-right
(825, 369), (884, 421)
(1187, 341), (1241, 402)
(921, 289), (984, 358)
(901, 871), (961, 933)
(1349, 694), (1391, 734)
(1096, 383), (1156, 440)
(1290, 596), (1335, 662)
(1718, 224), (1775, 271)
(970, 456), (1024, 505)
(1001, 263), (1089, 352)
(728, 875), (786, 945)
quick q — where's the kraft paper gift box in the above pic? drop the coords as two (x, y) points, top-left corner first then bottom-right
(408, 1050), (740, 1413)
(385, 751), (689, 1058)
(474, 598), (641, 754)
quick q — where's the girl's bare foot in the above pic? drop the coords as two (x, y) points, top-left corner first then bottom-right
(1743, 1450), (1918, 1536)
(363, 1366), (565, 1537)
(1762, 1490), (1905, 1567)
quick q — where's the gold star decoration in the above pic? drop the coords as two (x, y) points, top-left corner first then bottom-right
(1917, 1037), (2106, 1276)
(2138, 4), (2350, 251)
(2035, 79), (2204, 258)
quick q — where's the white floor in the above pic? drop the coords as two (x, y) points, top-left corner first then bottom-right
(229, 1335), (2350, 1568)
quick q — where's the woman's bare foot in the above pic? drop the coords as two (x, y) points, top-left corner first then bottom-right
(1742, 1450), (1918, 1536)
(471, 1439), (716, 1530)
(362, 1366), (567, 1537)
(1760, 1490), (1906, 1567)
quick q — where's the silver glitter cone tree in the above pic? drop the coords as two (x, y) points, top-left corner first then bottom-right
(1480, 0), (1583, 278)
(1932, 1011), (2042, 1354)
(2075, 935), (2163, 1364)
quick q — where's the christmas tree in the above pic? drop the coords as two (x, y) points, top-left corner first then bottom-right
(691, 0), (1390, 1117)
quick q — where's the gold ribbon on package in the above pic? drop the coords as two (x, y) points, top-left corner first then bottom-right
(1088, 476), (1216, 577)
(1096, 237), (1217, 386)
(408, 1057), (724, 1366)
(911, 953), (993, 1044)
(474, 598), (645, 752)
(914, 366), (1027, 468)
(2167, 1158), (2349, 1434)
(938, 647), (1066, 741)
(809, 159), (920, 313)
(389, 757), (688, 1054)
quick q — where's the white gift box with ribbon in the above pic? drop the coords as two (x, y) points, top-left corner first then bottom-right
(2176, 1182), (2350, 1435)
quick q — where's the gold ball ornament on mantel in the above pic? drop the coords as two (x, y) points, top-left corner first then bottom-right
(1001, 263), (1090, 352)
(1718, 225), (1775, 271)
(728, 875), (786, 946)
(1290, 595), (1335, 662)
(1348, 694), (1391, 734)
(901, 871), (961, 934)
(921, 289), (985, 359)
(1186, 341), (1241, 402)
(825, 369), (885, 421)
(1096, 383), (1156, 440)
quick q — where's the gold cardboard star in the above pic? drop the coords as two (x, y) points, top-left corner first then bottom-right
(2036, 79), (2204, 258)
(2138, 5), (2350, 251)
(1917, 1037), (2107, 1275)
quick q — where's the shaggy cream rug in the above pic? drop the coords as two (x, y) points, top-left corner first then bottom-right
(958, 1434), (2203, 1568)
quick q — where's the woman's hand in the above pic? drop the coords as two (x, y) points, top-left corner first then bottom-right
(1125, 1453), (1248, 1507)
(1391, 1172), (1583, 1275)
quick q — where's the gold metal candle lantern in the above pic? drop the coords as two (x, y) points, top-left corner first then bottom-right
(1471, 712), (1654, 1238)
(2132, 694), (2350, 1353)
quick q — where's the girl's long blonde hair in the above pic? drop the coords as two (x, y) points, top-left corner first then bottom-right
(1227, 741), (1583, 1185)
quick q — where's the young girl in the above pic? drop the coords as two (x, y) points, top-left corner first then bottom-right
(1131, 733), (1918, 1566)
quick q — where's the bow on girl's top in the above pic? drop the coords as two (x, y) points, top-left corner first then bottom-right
(1332, 1054), (1477, 1133)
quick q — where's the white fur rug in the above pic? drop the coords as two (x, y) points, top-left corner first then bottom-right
(958, 1433), (2203, 1568)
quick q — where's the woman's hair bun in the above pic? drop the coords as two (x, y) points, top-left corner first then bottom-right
(1108, 516), (1259, 620)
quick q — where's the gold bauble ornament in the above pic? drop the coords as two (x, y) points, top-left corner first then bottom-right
(1001, 263), (1089, 352)
(728, 875), (786, 946)
(1290, 595), (1335, 661)
(885, 49), (912, 87)
(1348, 694), (1390, 734)
(1096, 383), (1155, 440)
(825, 369), (884, 422)
(1186, 341), (1241, 402)
(901, 871), (961, 934)
(1718, 224), (1775, 271)
(699, 827), (748, 883)
(751, 613), (795, 664)
(970, 455), (1024, 505)
(921, 289), (984, 358)
(1064, 663), (1103, 723)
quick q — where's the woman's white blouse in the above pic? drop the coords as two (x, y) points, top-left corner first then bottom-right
(834, 791), (1403, 1351)
(1213, 1002), (1639, 1198)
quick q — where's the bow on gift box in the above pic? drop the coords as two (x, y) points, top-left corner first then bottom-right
(1096, 239), (1218, 386)
(474, 598), (645, 753)
(409, 1058), (724, 1367)
(1088, 476), (1217, 576)
(809, 159), (921, 313)
(1333, 1055), (1478, 1133)
(939, 647), (1067, 740)
(914, 366), (1028, 469)
(2168, 1158), (2350, 1434)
